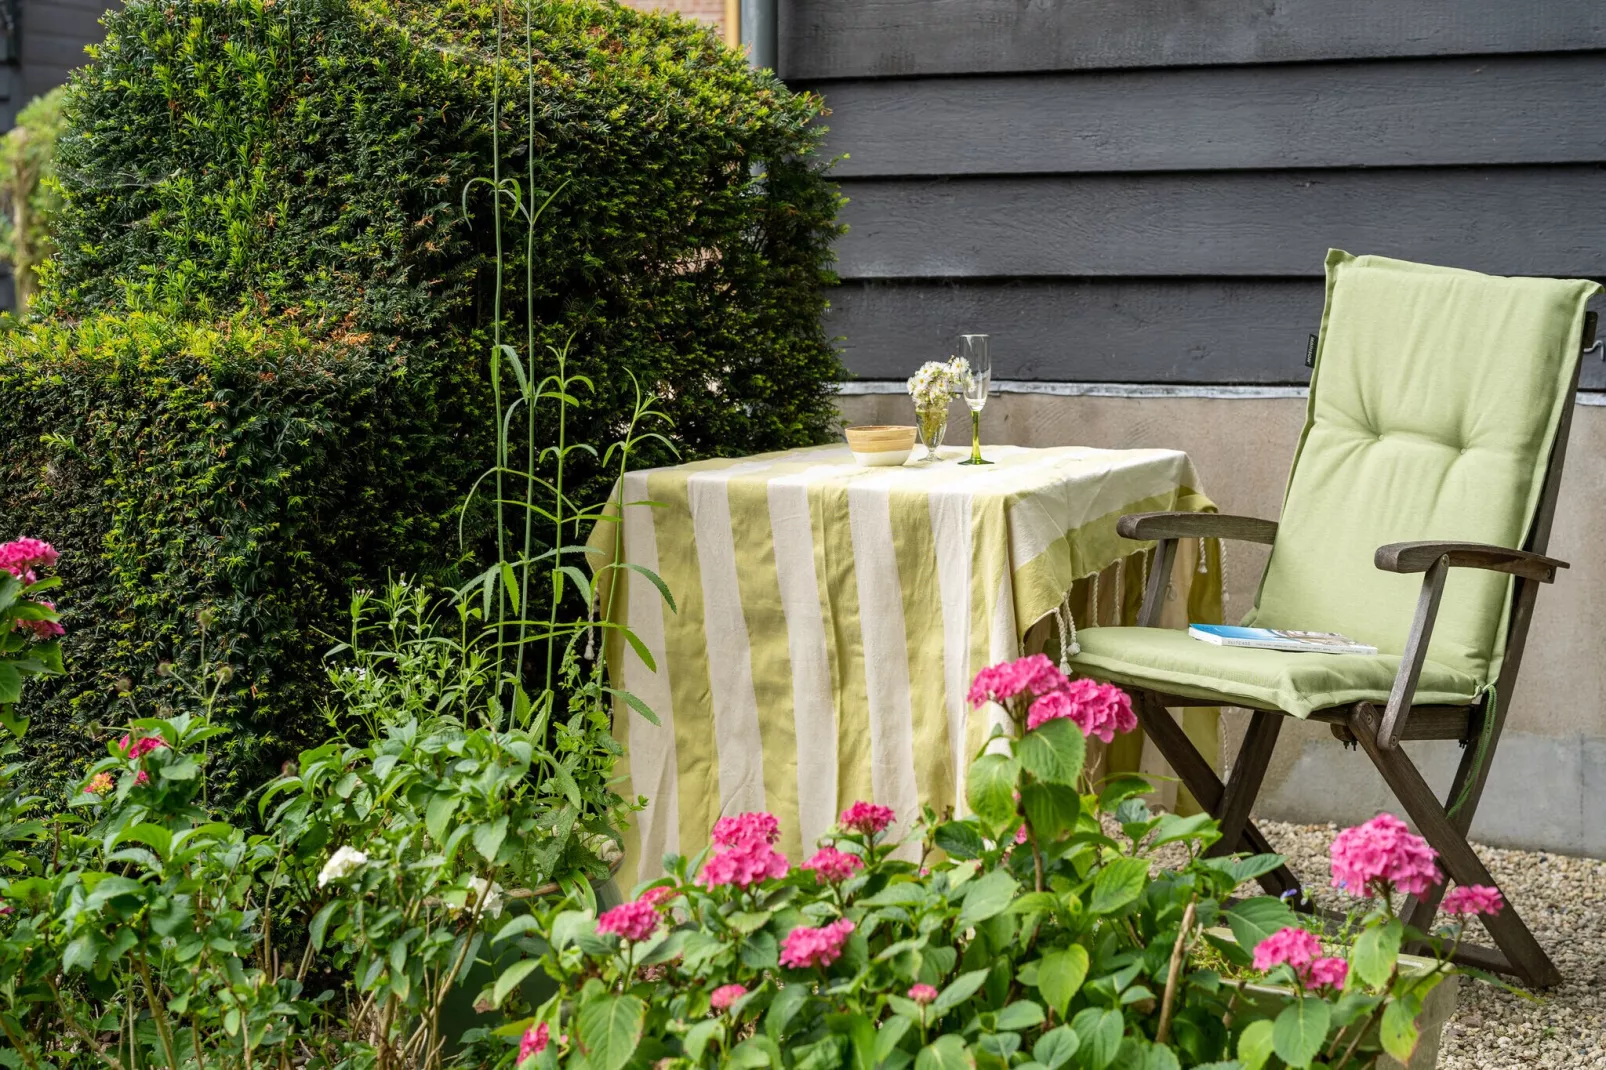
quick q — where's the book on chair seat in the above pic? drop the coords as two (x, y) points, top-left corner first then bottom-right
(1187, 624), (1377, 655)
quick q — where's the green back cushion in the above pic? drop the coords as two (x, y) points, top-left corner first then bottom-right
(1245, 251), (1600, 684)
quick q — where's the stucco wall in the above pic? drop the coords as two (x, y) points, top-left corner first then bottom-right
(620, 0), (725, 32)
(839, 391), (1606, 858)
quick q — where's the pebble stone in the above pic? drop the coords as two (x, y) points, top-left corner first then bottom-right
(1259, 820), (1606, 1069)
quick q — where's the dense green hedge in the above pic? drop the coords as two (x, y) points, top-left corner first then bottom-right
(44, 0), (844, 452)
(6, 0), (843, 795)
(0, 311), (475, 795)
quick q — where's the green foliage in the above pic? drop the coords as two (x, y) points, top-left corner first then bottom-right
(0, 310), (485, 798)
(42, 0), (843, 478)
(496, 668), (1472, 1070)
(0, 87), (66, 313)
(6, 0), (841, 797)
(0, 641), (633, 1067)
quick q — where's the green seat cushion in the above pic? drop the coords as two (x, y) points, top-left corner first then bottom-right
(1070, 627), (1481, 718)
(1243, 252), (1600, 688)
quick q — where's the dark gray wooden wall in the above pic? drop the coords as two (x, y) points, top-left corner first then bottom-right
(14, 0), (110, 124)
(0, 0), (111, 309)
(781, 0), (1606, 386)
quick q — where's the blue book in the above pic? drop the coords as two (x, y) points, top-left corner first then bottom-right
(1188, 624), (1377, 656)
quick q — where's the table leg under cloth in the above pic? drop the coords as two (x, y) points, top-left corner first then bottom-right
(592, 444), (1225, 888)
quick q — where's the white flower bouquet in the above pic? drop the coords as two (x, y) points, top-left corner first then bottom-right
(907, 357), (968, 459)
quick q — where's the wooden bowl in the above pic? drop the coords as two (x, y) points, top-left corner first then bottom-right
(844, 424), (917, 466)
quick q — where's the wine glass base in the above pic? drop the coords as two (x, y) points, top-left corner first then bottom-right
(958, 459), (994, 466)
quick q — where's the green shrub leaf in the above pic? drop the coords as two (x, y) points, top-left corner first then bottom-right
(1036, 945), (1090, 1017)
(1272, 996), (1330, 1069)
(966, 754), (1020, 828)
(1237, 1018), (1275, 1070)
(1380, 996), (1421, 1062)
(577, 994), (647, 1070)
(1089, 857), (1150, 915)
(914, 1034), (970, 1070)
(1223, 897), (1298, 953)
(958, 870), (1019, 928)
(1016, 718), (1086, 786)
(1032, 1025), (1080, 1069)
(932, 969), (990, 1015)
(1352, 917), (1405, 990)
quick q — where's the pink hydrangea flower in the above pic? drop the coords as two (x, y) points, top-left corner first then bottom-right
(1252, 926), (1322, 975)
(638, 885), (676, 909)
(966, 654), (1069, 708)
(1026, 677), (1136, 742)
(710, 983), (748, 1011)
(1307, 957), (1349, 990)
(83, 772), (114, 795)
(0, 538), (58, 584)
(596, 900), (660, 943)
(801, 846), (864, 883)
(908, 983), (938, 1005)
(1442, 884), (1505, 917)
(701, 837), (790, 890)
(1330, 813), (1441, 898)
(712, 812), (780, 849)
(779, 918), (854, 969)
(120, 734), (166, 760)
(16, 600), (64, 639)
(518, 1022), (549, 1062)
(839, 801), (895, 837)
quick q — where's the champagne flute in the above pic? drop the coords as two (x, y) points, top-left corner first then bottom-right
(957, 333), (993, 466)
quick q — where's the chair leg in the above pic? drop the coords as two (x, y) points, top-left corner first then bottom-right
(1348, 703), (1561, 988)
(1133, 692), (1304, 901)
(1207, 709), (1282, 859)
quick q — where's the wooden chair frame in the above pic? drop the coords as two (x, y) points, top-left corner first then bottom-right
(1110, 310), (1599, 989)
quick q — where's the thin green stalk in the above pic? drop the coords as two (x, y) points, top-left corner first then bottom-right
(134, 952), (180, 1070)
(515, 0), (538, 690)
(490, 0), (509, 681)
(544, 346), (569, 693)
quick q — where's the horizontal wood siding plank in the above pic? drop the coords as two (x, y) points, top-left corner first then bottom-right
(834, 168), (1606, 279)
(781, 0), (1606, 80)
(830, 279), (1323, 383)
(818, 55), (1606, 177)
(828, 279), (1606, 388)
(25, 3), (111, 39)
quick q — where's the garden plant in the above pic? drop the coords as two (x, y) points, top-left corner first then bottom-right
(500, 655), (1509, 1070)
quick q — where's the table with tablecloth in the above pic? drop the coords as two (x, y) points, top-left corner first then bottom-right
(590, 443), (1225, 886)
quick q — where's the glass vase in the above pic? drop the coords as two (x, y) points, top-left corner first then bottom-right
(916, 408), (948, 462)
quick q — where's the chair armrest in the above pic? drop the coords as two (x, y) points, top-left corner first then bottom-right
(1374, 541), (1567, 583)
(1117, 511), (1279, 545)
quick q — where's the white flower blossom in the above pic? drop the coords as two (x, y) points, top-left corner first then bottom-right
(317, 845), (370, 888)
(465, 876), (506, 919)
(906, 357), (969, 413)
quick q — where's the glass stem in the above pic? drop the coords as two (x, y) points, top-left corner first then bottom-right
(969, 410), (982, 464)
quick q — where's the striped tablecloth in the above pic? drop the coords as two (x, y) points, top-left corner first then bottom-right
(594, 443), (1221, 886)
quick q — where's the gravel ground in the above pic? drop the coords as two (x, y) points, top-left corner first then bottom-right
(1258, 819), (1606, 1069)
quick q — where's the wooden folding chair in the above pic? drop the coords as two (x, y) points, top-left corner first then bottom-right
(1068, 251), (1602, 987)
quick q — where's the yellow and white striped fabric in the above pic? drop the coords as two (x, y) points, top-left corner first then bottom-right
(595, 443), (1219, 887)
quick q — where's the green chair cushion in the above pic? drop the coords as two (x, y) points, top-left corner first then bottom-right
(1243, 252), (1599, 688)
(1070, 626), (1481, 719)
